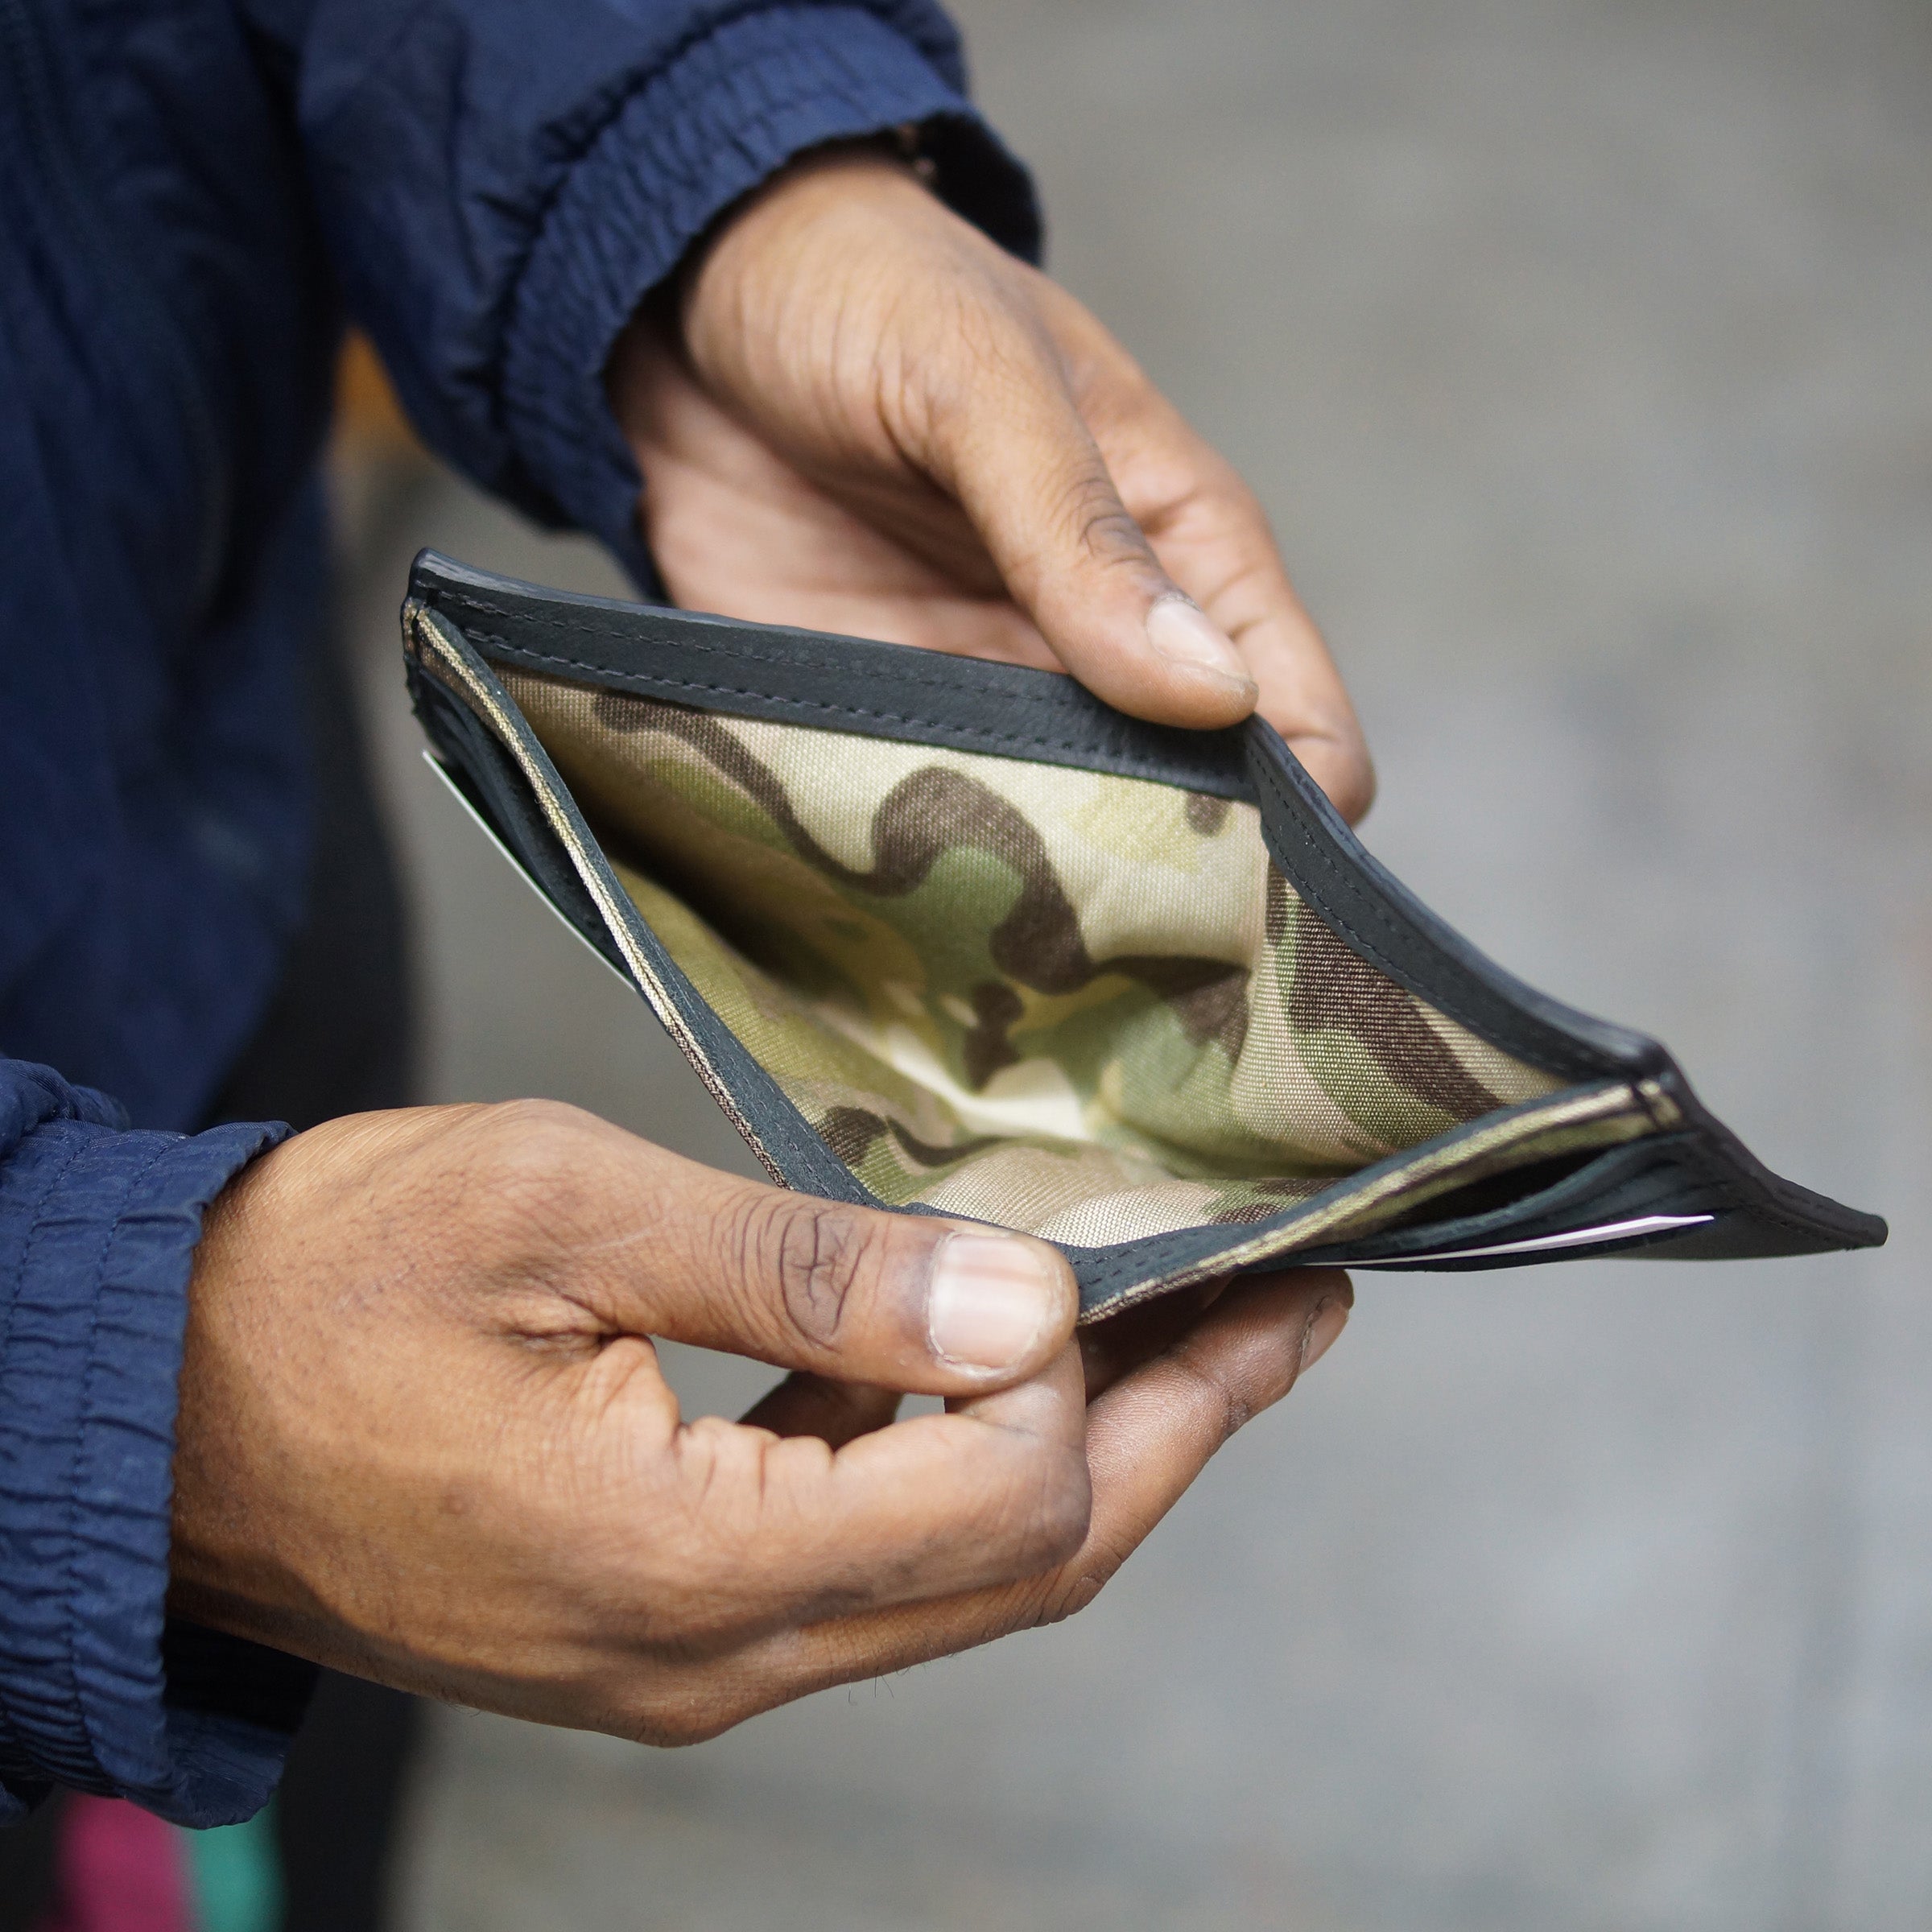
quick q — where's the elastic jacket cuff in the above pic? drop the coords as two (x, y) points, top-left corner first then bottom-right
(499, 1), (1041, 581)
(0, 1073), (310, 1826)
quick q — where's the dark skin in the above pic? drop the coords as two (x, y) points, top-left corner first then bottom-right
(170, 150), (1365, 1745)
(613, 149), (1373, 815)
(173, 1106), (1349, 1741)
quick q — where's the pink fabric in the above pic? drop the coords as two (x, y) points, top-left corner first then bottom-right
(34, 1797), (194, 1932)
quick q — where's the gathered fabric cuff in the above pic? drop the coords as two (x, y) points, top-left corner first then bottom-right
(0, 1064), (311, 1827)
(498, 1), (1040, 584)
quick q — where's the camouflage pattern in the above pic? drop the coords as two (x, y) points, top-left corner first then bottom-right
(503, 668), (1574, 1245)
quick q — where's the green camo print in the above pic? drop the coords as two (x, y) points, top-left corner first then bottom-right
(505, 669), (1575, 1245)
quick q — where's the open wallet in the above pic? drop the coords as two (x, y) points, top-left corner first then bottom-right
(401, 552), (1885, 1320)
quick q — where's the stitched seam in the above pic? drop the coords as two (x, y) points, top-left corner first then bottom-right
(1691, 1178), (1840, 1241)
(1252, 755), (1507, 1025)
(444, 589), (1047, 691)
(469, 635), (1239, 785)
(486, 636), (1174, 758)
(436, 588), (1247, 785)
(448, 591), (1167, 733)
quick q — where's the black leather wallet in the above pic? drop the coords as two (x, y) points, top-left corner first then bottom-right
(401, 551), (1885, 1319)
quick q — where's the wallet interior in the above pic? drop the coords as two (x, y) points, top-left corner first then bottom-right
(500, 667), (1608, 1246)
(400, 551), (1885, 1313)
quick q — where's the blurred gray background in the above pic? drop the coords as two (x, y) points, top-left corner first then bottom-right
(331, 0), (1931, 1925)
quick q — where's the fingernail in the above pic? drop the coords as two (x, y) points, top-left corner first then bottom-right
(1297, 1295), (1350, 1376)
(927, 1233), (1064, 1372)
(1145, 594), (1256, 696)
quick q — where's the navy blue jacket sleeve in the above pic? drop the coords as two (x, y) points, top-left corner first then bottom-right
(246, 0), (1040, 579)
(2, 0), (1038, 1832)
(0, 1062), (311, 1827)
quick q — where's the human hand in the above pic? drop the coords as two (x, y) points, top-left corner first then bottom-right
(170, 1101), (1348, 1742)
(608, 148), (1374, 822)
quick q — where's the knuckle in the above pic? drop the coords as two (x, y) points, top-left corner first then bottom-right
(726, 1193), (875, 1350)
(894, 278), (1024, 411)
(470, 1099), (601, 1207)
(1055, 464), (1155, 572)
(619, 1692), (750, 1750)
(1172, 1351), (1257, 1446)
(1013, 1447), (1091, 1575)
(481, 1094), (593, 1150)
(1207, 465), (1266, 526)
(1030, 1532), (1129, 1628)
(936, 276), (1039, 385)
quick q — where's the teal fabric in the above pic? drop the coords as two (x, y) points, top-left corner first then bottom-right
(180, 1802), (283, 1932)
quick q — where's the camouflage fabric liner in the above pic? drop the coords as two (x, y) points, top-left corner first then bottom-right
(501, 667), (1575, 1245)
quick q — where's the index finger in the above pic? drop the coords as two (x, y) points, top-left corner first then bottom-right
(635, 1341), (1092, 1645)
(709, 1269), (1348, 1695)
(1116, 430), (1376, 824)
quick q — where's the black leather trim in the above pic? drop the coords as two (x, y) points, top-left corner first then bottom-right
(1242, 727), (1664, 1081)
(1637, 1064), (1888, 1251)
(1293, 1139), (1704, 1266)
(410, 551), (1252, 799)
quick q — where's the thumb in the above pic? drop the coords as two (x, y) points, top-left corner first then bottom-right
(931, 321), (1259, 731)
(588, 1155), (1080, 1397)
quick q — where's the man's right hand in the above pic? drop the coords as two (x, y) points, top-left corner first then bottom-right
(170, 1101), (1348, 1744)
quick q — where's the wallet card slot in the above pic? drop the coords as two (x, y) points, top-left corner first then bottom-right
(1292, 1137), (1715, 1268)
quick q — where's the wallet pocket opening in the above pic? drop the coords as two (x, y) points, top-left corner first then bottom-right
(402, 603), (1674, 1289)
(492, 656), (1610, 1242)
(404, 571), (1883, 1303)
